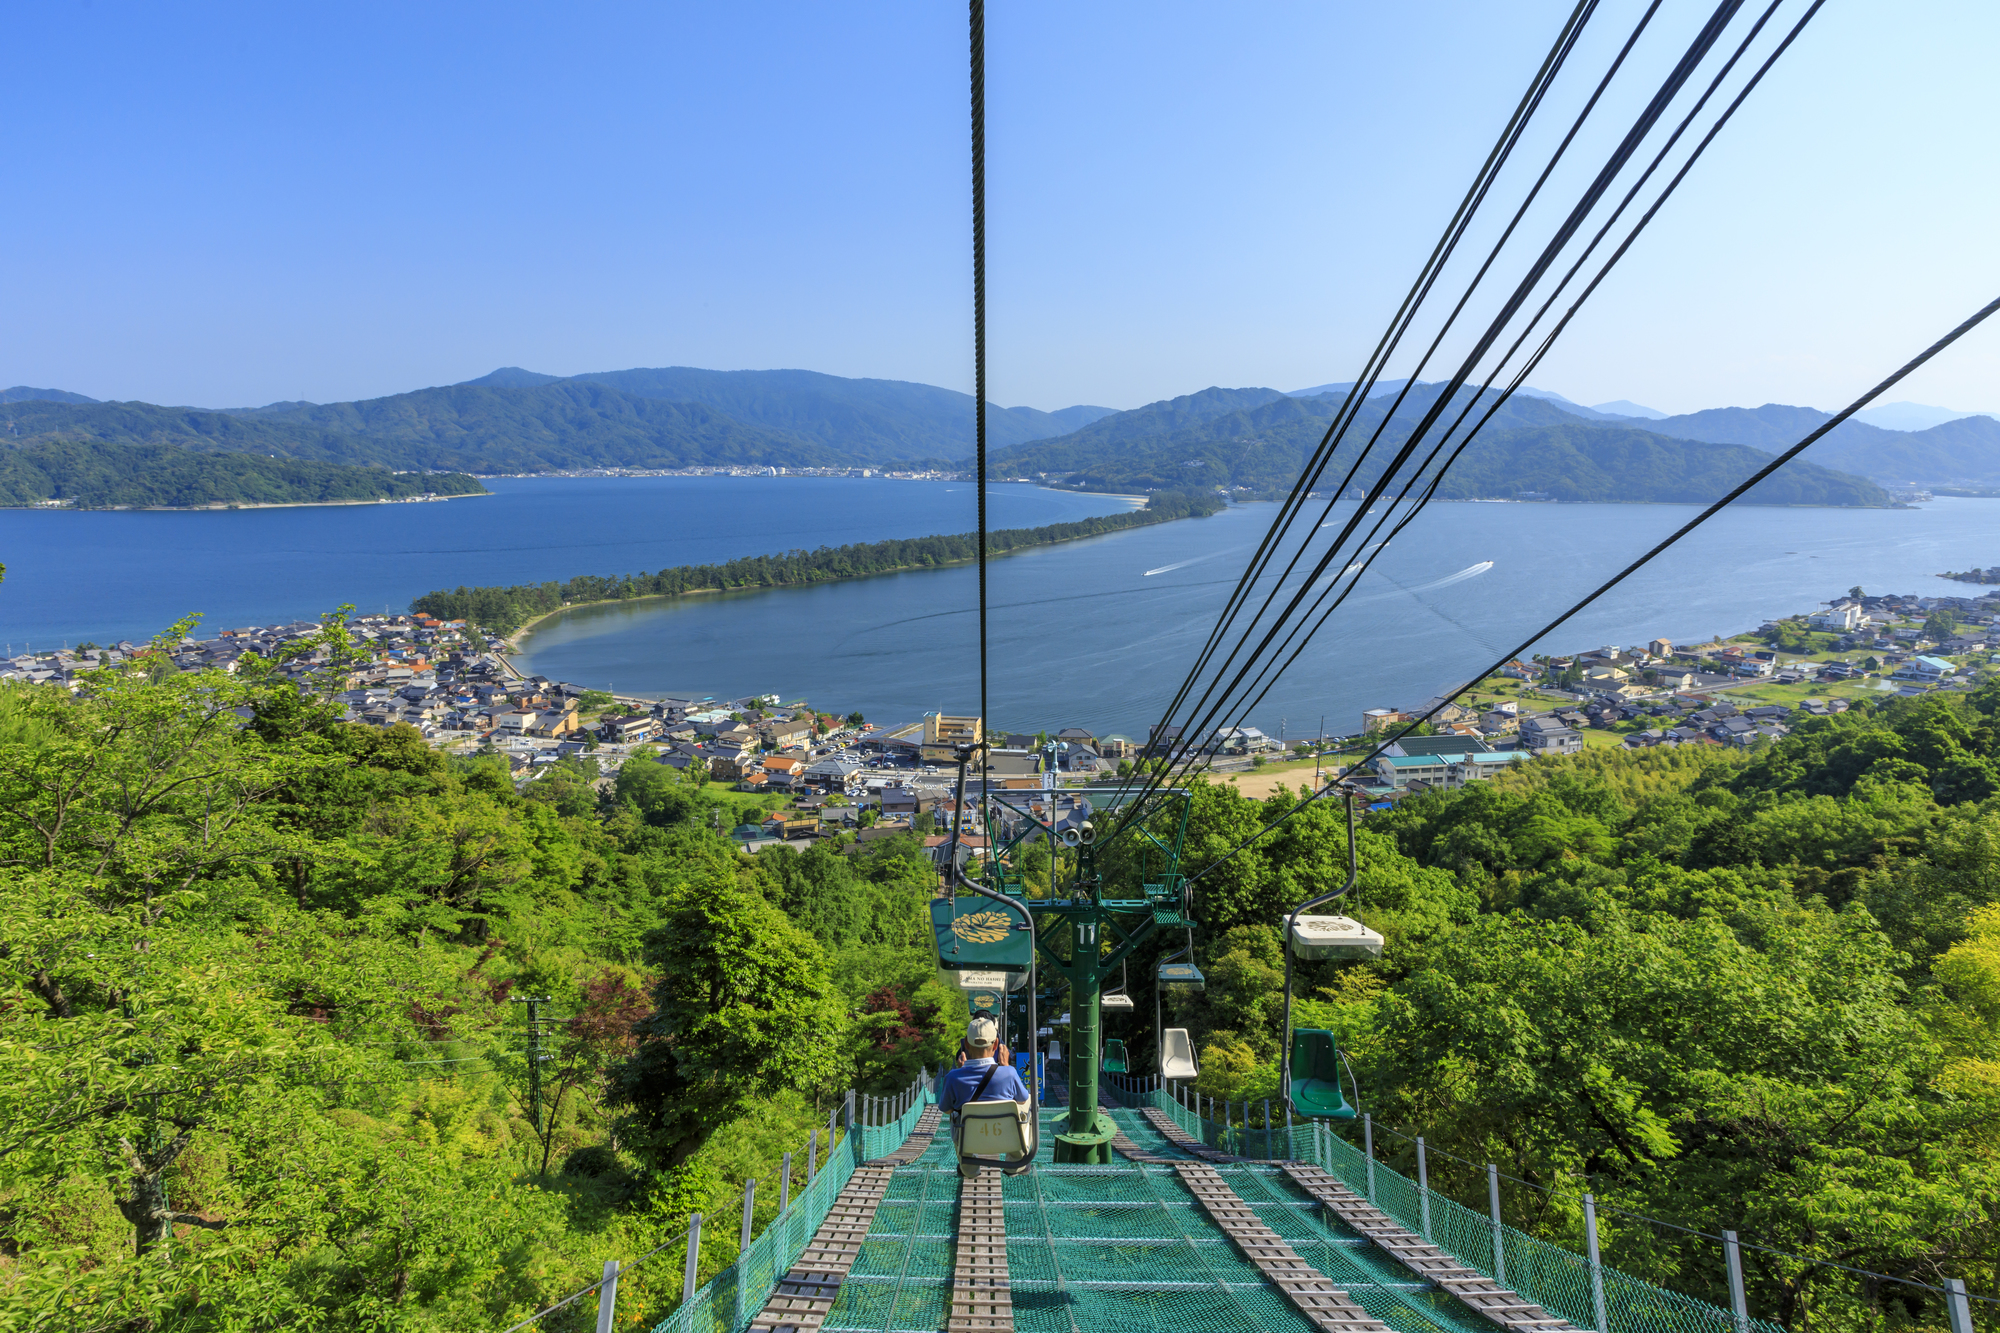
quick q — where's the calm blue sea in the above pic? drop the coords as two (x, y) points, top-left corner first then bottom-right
(0, 477), (1131, 647)
(516, 495), (2000, 739)
(5, 477), (1995, 738)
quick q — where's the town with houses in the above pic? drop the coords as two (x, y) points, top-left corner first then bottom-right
(5, 583), (1997, 844)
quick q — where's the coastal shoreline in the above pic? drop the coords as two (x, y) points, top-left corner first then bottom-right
(2, 491), (493, 514)
(504, 507), (1191, 653)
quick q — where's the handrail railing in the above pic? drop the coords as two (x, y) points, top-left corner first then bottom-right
(644, 1076), (936, 1333)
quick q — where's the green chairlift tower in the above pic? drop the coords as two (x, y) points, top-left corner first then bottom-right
(934, 753), (1195, 1163)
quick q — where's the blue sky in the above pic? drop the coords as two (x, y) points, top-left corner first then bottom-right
(4, 1), (1996, 416)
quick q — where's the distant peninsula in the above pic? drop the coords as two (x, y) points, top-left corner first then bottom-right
(0, 438), (486, 509)
(413, 489), (1221, 634)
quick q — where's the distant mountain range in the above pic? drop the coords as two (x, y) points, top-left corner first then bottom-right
(4, 365), (2000, 508)
(987, 385), (1892, 507)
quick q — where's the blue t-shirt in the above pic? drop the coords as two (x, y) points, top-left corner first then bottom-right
(940, 1057), (1030, 1115)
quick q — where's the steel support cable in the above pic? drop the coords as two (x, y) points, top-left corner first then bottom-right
(1130, 0), (1666, 807)
(1139, 0), (1638, 794)
(1127, 0), (1603, 814)
(1136, 0), (1760, 800)
(1181, 290), (2000, 888)
(1142, 0), (1752, 803)
(1159, 0), (1597, 699)
(1186, 0), (1804, 760)
(972, 0), (990, 776)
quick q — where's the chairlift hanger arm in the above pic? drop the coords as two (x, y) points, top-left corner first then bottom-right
(945, 748), (1033, 937)
(1282, 788), (1359, 1101)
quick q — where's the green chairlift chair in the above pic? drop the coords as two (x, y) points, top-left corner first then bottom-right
(1102, 1038), (1130, 1074)
(1281, 788), (1369, 1118)
(1287, 1028), (1357, 1120)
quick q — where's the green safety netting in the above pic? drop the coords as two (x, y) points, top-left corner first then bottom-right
(1144, 1089), (1785, 1333)
(650, 1091), (938, 1333)
(656, 1081), (1779, 1333)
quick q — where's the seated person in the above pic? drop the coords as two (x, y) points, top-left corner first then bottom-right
(939, 1016), (1030, 1119)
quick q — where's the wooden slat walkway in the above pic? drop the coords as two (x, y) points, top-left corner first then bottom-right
(1141, 1106), (1239, 1163)
(745, 1106), (943, 1333)
(1281, 1163), (1585, 1333)
(948, 1166), (1012, 1333)
(1173, 1161), (1395, 1333)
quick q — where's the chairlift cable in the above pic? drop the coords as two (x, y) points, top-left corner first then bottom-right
(1134, 0), (1667, 800)
(1129, 0), (1714, 805)
(1130, 0), (1604, 810)
(1142, 0), (1764, 803)
(1181, 0), (1808, 764)
(1183, 289), (2000, 887)
(971, 0), (991, 774)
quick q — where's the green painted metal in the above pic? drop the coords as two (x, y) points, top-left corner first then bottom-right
(1287, 1028), (1357, 1121)
(960, 784), (1198, 1162)
(932, 896), (1034, 973)
(1102, 1038), (1129, 1074)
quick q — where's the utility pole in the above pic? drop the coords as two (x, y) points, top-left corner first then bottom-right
(512, 994), (553, 1138)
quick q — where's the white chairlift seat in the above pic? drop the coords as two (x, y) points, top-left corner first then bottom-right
(956, 1099), (1037, 1177)
(1285, 915), (1385, 959)
(1101, 992), (1135, 1012)
(1160, 1027), (1199, 1080)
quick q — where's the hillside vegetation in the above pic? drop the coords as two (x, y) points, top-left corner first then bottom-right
(459, 366), (1118, 459)
(993, 385), (1894, 506)
(3, 616), (2000, 1327)
(0, 438), (485, 508)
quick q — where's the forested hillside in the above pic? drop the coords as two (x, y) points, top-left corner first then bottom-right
(0, 438), (485, 507)
(991, 384), (1893, 506)
(0, 384), (852, 474)
(458, 366), (1118, 458)
(4, 600), (2000, 1329)
(1166, 688), (2000, 1330)
(0, 620), (959, 1329)
(6, 618), (2000, 1327)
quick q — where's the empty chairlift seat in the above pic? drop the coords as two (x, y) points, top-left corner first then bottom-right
(1284, 914), (1385, 959)
(956, 1099), (1037, 1178)
(1288, 1028), (1356, 1120)
(1102, 1038), (1129, 1074)
(1160, 1027), (1199, 1081)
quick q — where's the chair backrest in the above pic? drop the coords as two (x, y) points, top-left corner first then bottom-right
(1160, 1027), (1198, 1080)
(959, 1099), (1029, 1158)
(1287, 1028), (1355, 1120)
(1103, 1038), (1129, 1073)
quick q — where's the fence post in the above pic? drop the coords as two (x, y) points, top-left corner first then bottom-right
(1724, 1231), (1749, 1333)
(1583, 1194), (1608, 1333)
(595, 1259), (619, 1333)
(808, 1130), (818, 1181)
(1264, 1100), (1273, 1159)
(1364, 1113), (1376, 1202)
(683, 1212), (703, 1305)
(1417, 1136), (1432, 1241)
(741, 1178), (756, 1249)
(845, 1089), (855, 1138)
(1488, 1164), (1506, 1286)
(781, 1152), (793, 1214)
(1948, 1278), (1975, 1333)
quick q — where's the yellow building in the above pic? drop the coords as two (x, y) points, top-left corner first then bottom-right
(922, 712), (984, 763)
